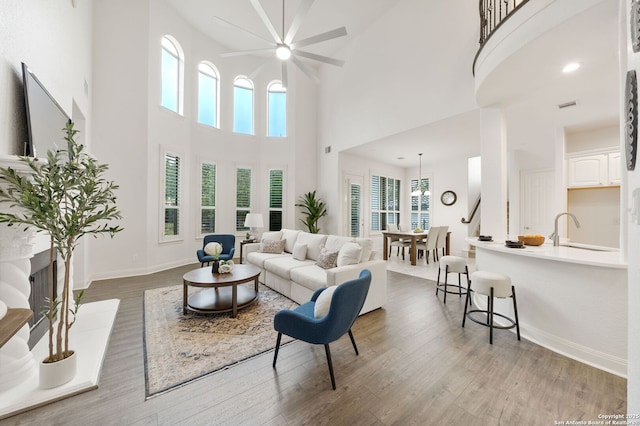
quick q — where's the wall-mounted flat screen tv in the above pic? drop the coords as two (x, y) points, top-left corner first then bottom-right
(22, 62), (71, 158)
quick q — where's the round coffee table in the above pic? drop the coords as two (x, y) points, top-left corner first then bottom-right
(183, 264), (261, 318)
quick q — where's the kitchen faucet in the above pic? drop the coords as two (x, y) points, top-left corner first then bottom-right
(549, 212), (581, 246)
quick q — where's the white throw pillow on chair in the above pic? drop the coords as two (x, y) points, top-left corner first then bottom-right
(314, 286), (337, 318)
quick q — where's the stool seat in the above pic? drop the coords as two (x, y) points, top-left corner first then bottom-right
(462, 270), (521, 344)
(436, 256), (470, 304)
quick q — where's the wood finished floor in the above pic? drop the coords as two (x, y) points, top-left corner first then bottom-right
(2, 265), (626, 425)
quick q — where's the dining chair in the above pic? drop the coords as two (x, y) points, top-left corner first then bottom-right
(387, 224), (410, 259)
(435, 225), (449, 260)
(416, 226), (440, 264)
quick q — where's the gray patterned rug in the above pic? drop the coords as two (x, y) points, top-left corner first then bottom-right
(143, 283), (298, 398)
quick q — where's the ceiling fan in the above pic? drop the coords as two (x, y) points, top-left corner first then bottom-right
(216, 0), (347, 88)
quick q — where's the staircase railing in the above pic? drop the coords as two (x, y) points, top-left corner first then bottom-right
(474, 0), (530, 74)
(461, 196), (481, 224)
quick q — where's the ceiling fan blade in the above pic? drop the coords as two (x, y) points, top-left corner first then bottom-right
(281, 62), (288, 89)
(290, 55), (320, 84)
(249, 0), (283, 43)
(284, 0), (315, 45)
(290, 27), (347, 49)
(220, 48), (275, 58)
(293, 50), (344, 67)
(248, 59), (272, 81)
(212, 16), (274, 46)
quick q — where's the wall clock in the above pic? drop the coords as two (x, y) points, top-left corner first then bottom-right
(440, 190), (457, 206)
(625, 69), (638, 171)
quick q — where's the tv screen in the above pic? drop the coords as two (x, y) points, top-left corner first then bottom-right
(22, 62), (71, 158)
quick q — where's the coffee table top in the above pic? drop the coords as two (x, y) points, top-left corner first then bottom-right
(183, 264), (260, 287)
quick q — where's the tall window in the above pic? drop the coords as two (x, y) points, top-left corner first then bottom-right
(233, 77), (254, 135)
(197, 62), (219, 128)
(268, 81), (286, 137)
(411, 177), (431, 230)
(371, 175), (401, 231)
(163, 152), (182, 239)
(236, 167), (252, 231)
(161, 35), (183, 114)
(269, 169), (284, 231)
(200, 162), (216, 234)
(350, 183), (362, 237)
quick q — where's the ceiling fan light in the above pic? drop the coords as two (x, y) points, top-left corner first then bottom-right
(276, 45), (291, 60)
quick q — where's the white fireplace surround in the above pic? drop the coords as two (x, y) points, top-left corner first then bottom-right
(0, 154), (119, 419)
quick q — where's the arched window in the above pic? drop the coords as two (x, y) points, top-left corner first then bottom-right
(233, 76), (254, 135)
(197, 62), (219, 128)
(161, 35), (184, 114)
(267, 81), (286, 137)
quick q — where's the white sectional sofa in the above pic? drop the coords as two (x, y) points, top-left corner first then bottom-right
(243, 229), (387, 314)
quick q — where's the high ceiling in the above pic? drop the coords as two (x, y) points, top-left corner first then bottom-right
(162, 0), (620, 170)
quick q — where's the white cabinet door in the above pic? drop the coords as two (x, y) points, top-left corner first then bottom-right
(568, 155), (607, 187)
(608, 152), (621, 185)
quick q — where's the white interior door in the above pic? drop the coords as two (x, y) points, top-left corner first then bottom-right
(520, 169), (555, 236)
(345, 174), (364, 237)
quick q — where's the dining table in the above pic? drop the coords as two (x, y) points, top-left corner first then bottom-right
(382, 230), (450, 266)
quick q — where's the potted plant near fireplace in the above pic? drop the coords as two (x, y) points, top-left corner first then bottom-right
(0, 121), (122, 388)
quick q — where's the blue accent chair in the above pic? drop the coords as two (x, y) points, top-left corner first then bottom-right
(272, 269), (372, 390)
(196, 234), (236, 267)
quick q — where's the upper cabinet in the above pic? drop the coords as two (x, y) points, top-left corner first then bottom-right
(567, 149), (621, 188)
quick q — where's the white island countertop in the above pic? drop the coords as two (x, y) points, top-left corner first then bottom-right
(466, 238), (627, 269)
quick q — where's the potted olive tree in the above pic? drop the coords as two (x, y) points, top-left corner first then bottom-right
(0, 122), (122, 388)
(295, 190), (328, 234)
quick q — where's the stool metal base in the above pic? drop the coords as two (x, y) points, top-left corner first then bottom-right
(462, 285), (521, 344)
(436, 265), (470, 304)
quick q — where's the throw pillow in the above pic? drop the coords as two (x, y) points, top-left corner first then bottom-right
(258, 239), (285, 254)
(261, 231), (283, 241)
(314, 286), (338, 318)
(292, 243), (308, 261)
(355, 238), (373, 262)
(337, 242), (363, 267)
(315, 247), (338, 269)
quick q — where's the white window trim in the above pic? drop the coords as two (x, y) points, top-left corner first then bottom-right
(267, 80), (287, 138)
(268, 166), (286, 231)
(197, 61), (220, 129)
(160, 34), (185, 115)
(197, 159), (217, 239)
(160, 146), (184, 243)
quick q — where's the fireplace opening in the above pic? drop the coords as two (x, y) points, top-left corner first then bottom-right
(27, 248), (57, 350)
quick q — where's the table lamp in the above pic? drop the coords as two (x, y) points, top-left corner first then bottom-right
(244, 213), (264, 241)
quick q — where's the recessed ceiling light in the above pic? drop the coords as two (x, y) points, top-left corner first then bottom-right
(563, 62), (581, 73)
(396, 156), (405, 160)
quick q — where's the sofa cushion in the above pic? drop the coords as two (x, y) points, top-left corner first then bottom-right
(314, 286), (337, 318)
(261, 231), (283, 241)
(337, 242), (363, 267)
(355, 238), (373, 262)
(316, 247), (338, 269)
(295, 232), (328, 261)
(259, 239), (285, 254)
(281, 229), (300, 253)
(324, 235), (354, 253)
(292, 243), (307, 261)
(246, 251), (287, 268)
(264, 256), (315, 280)
(290, 265), (329, 292)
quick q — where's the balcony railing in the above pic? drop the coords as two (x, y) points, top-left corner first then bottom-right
(474, 0), (530, 73)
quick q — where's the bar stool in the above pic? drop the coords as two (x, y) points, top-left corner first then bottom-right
(462, 270), (521, 344)
(436, 255), (470, 304)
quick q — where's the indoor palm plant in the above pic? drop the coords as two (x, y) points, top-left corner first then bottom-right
(0, 121), (122, 387)
(295, 190), (328, 234)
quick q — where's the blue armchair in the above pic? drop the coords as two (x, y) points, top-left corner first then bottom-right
(196, 234), (236, 267)
(272, 269), (372, 390)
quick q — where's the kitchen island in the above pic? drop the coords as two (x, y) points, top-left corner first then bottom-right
(467, 238), (627, 377)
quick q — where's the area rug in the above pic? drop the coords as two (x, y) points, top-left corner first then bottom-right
(143, 283), (298, 398)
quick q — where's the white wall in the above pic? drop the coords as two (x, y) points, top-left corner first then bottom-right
(89, 0), (317, 280)
(565, 124), (619, 153)
(316, 0), (478, 234)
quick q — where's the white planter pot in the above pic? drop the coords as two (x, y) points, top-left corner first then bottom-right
(39, 351), (77, 389)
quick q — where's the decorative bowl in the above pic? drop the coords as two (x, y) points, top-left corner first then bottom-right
(518, 235), (545, 246)
(478, 235), (493, 242)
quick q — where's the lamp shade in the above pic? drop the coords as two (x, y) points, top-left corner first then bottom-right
(244, 213), (264, 228)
